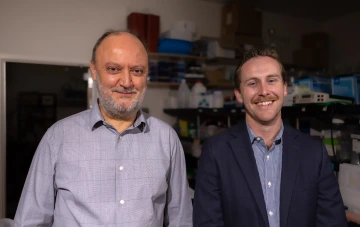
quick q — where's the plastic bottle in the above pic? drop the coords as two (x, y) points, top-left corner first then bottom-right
(191, 81), (206, 108)
(213, 90), (224, 108)
(321, 118), (352, 162)
(177, 60), (186, 82)
(177, 79), (190, 108)
(332, 119), (352, 162)
(188, 122), (197, 139)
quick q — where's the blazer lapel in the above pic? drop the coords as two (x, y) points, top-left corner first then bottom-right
(280, 125), (301, 227)
(229, 122), (270, 227)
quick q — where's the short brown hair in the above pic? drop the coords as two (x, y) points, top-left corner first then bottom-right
(233, 47), (287, 90)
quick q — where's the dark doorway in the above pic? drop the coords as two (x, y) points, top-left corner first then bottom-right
(5, 62), (88, 218)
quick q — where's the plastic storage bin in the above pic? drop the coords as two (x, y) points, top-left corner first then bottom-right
(157, 38), (193, 55)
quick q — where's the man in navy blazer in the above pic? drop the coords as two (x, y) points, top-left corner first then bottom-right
(193, 47), (347, 227)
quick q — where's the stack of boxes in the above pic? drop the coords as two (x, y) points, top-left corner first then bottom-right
(293, 76), (332, 94)
(332, 74), (360, 104)
(291, 32), (360, 104)
(293, 32), (329, 69)
(219, 1), (263, 51)
(293, 74), (360, 104)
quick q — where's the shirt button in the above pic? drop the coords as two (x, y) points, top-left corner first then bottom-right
(119, 136), (122, 140)
(119, 166), (124, 171)
(120, 200), (125, 205)
(266, 155), (270, 160)
(269, 211), (273, 216)
(256, 137), (261, 142)
(268, 182), (272, 187)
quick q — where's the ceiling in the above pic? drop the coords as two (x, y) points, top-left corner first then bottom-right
(203, 0), (359, 21)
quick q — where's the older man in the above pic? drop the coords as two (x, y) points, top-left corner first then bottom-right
(14, 30), (193, 227)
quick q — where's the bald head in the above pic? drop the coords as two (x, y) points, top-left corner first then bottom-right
(91, 30), (148, 64)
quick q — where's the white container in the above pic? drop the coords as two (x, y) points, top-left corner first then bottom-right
(321, 118), (352, 162)
(162, 28), (194, 41)
(177, 79), (190, 108)
(338, 163), (360, 213)
(162, 20), (197, 42)
(191, 81), (207, 108)
(207, 40), (235, 58)
(174, 20), (196, 33)
(213, 90), (224, 108)
(198, 92), (213, 108)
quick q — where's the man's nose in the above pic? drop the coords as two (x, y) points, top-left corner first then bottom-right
(258, 82), (270, 96)
(119, 70), (133, 88)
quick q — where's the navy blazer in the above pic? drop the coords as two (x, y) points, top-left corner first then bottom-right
(193, 121), (347, 227)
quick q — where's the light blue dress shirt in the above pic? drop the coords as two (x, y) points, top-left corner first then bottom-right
(14, 103), (193, 227)
(246, 122), (284, 227)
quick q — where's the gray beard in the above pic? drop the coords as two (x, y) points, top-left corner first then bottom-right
(96, 81), (146, 120)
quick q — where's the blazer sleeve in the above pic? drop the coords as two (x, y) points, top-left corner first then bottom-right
(193, 140), (224, 227)
(316, 142), (347, 227)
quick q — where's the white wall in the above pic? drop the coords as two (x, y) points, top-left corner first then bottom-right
(322, 11), (360, 73)
(0, 0), (221, 62)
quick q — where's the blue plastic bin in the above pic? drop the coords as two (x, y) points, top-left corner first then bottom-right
(157, 38), (193, 55)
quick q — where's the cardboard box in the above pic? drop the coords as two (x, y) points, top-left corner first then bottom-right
(293, 48), (314, 68)
(221, 1), (262, 36)
(293, 48), (328, 69)
(207, 39), (235, 58)
(332, 74), (360, 104)
(301, 32), (329, 50)
(205, 68), (232, 87)
(293, 76), (332, 93)
(219, 33), (263, 50)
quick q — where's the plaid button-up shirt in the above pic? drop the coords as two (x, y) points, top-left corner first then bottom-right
(14, 103), (192, 227)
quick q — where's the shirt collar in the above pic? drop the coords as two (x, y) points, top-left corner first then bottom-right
(246, 121), (284, 144)
(88, 99), (148, 133)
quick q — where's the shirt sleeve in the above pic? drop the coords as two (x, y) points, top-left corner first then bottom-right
(164, 129), (193, 227)
(14, 129), (57, 227)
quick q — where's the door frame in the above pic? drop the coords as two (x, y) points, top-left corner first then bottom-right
(0, 54), (88, 218)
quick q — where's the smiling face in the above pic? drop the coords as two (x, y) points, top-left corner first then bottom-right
(90, 33), (148, 120)
(234, 56), (287, 126)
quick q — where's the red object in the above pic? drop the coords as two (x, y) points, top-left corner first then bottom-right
(127, 12), (160, 52)
(146, 14), (160, 52)
(127, 12), (146, 41)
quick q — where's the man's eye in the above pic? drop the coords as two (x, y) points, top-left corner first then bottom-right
(107, 67), (119, 72)
(269, 79), (278, 83)
(132, 69), (144, 75)
(248, 82), (257, 87)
